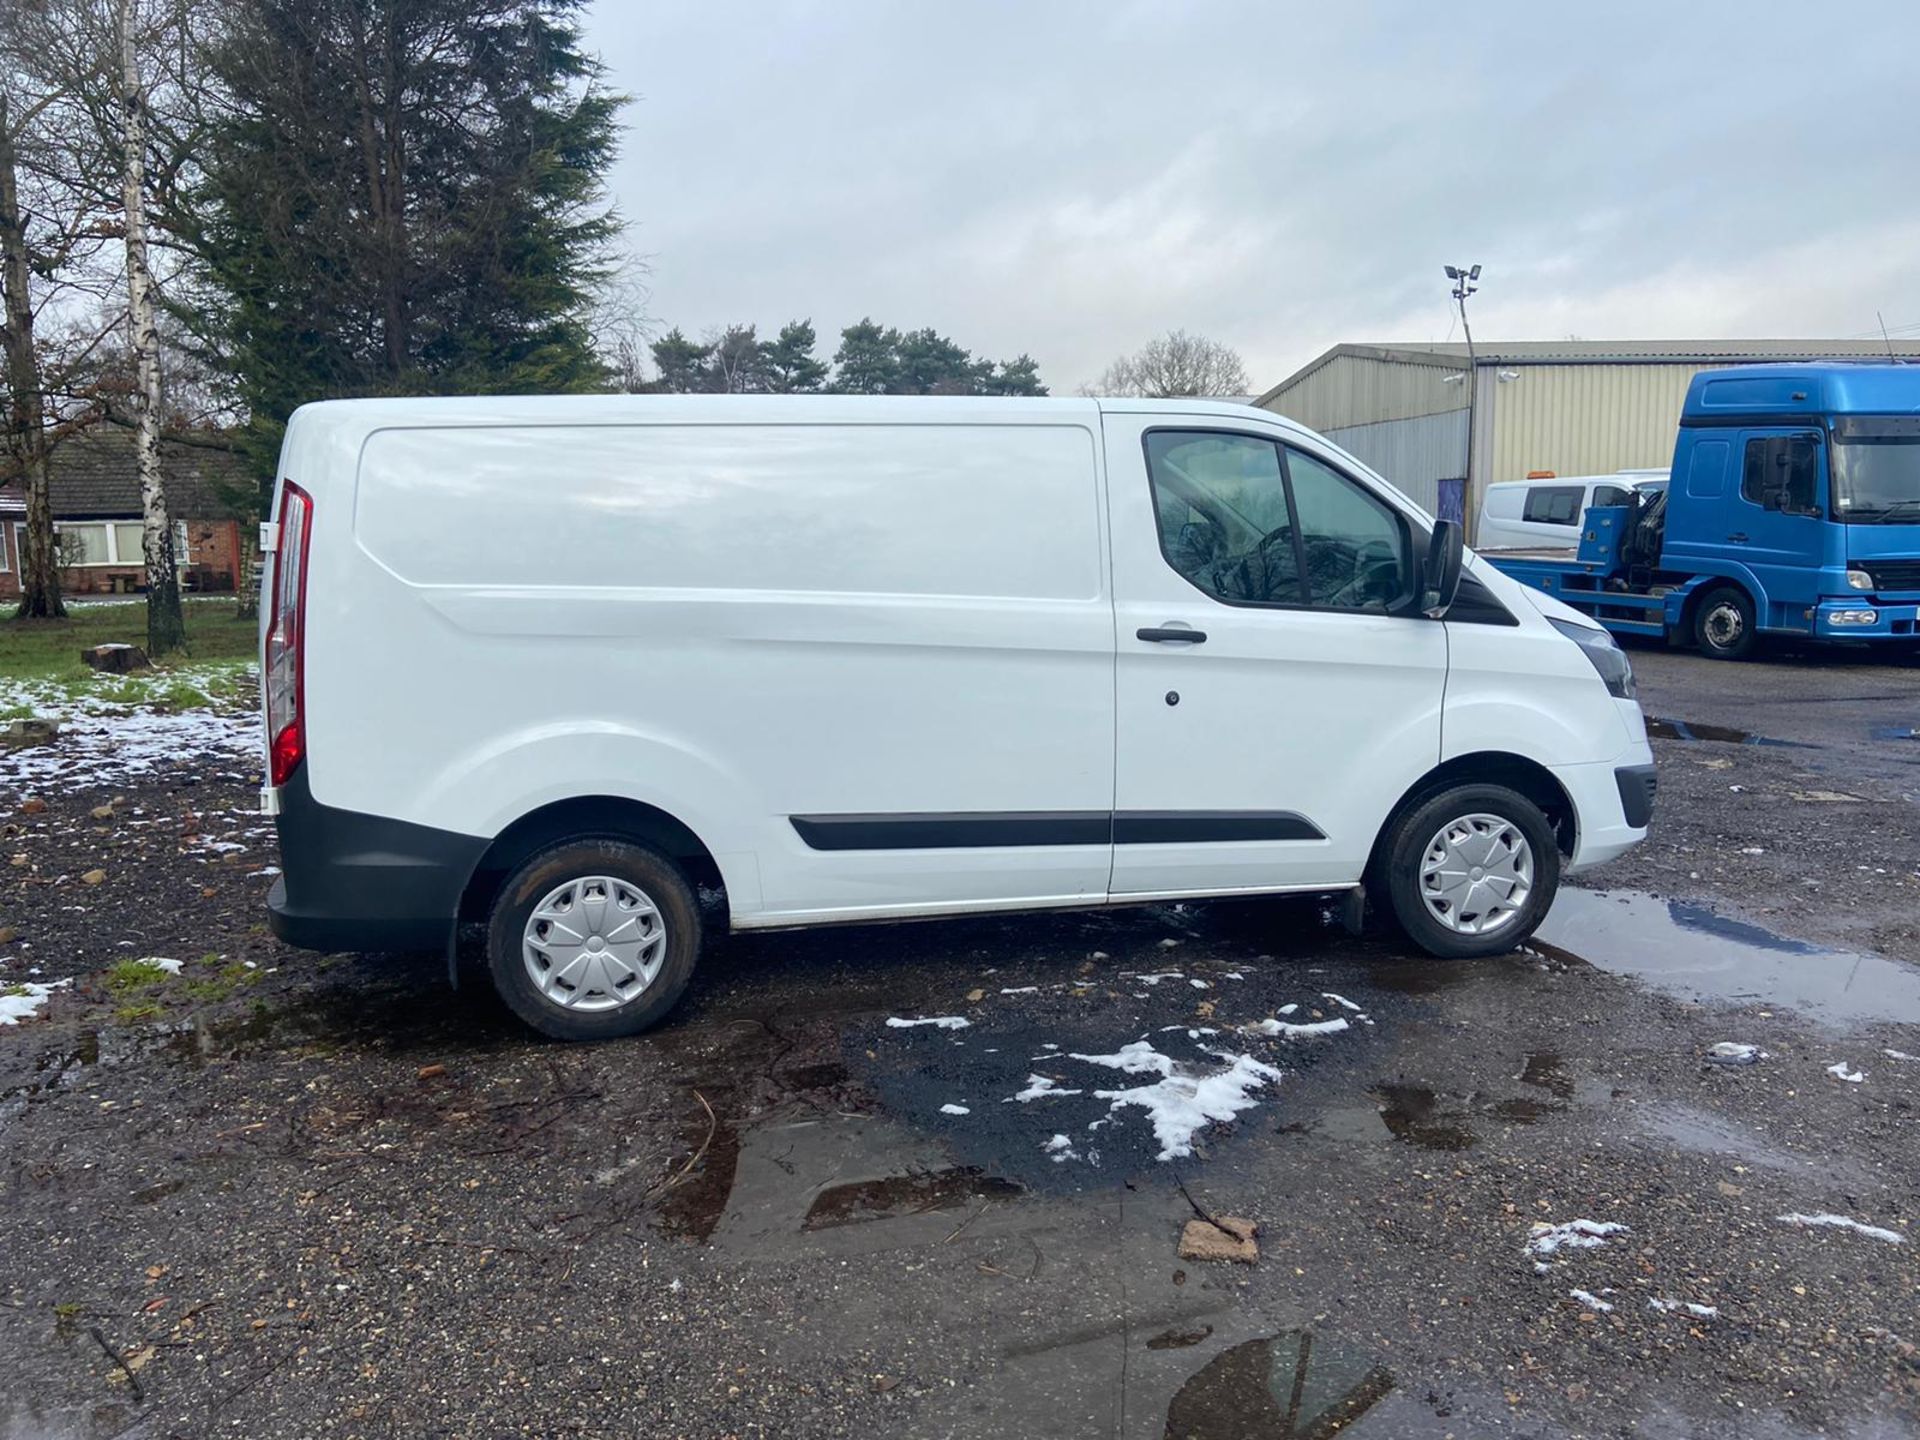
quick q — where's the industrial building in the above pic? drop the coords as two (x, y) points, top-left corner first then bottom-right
(1254, 339), (1920, 522)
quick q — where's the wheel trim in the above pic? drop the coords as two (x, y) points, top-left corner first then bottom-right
(522, 874), (667, 1013)
(1418, 813), (1534, 936)
(1703, 600), (1745, 649)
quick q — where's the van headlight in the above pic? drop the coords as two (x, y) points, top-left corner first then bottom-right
(1548, 617), (1636, 699)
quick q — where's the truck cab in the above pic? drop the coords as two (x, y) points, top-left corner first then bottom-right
(1487, 364), (1920, 659)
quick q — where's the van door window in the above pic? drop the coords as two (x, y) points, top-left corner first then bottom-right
(1282, 448), (1411, 611)
(1592, 485), (1632, 509)
(1522, 485), (1583, 525)
(1741, 436), (1821, 516)
(1143, 431), (1304, 605)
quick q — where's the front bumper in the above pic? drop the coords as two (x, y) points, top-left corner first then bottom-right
(1811, 600), (1920, 639)
(1551, 748), (1655, 875)
(266, 766), (489, 954)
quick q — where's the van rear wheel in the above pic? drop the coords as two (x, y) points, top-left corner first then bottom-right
(486, 839), (701, 1041)
(1375, 783), (1559, 959)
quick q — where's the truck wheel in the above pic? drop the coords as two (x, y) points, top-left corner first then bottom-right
(1375, 784), (1560, 959)
(1693, 585), (1757, 661)
(486, 838), (701, 1041)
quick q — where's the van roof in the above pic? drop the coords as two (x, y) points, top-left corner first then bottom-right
(285, 393), (1281, 432)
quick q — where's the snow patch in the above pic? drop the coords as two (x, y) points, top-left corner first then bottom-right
(1044, 1133), (1079, 1163)
(1826, 1062), (1867, 1083)
(998, 986), (1037, 995)
(1131, 972), (1184, 986)
(1884, 1048), (1917, 1062)
(1776, 1213), (1905, 1244)
(0, 978), (70, 1026)
(1251, 1016), (1350, 1039)
(145, 957), (183, 975)
(1526, 1219), (1629, 1259)
(0, 691), (257, 794)
(1650, 1298), (1718, 1319)
(1569, 1289), (1614, 1313)
(886, 1015), (971, 1031)
(939, 1103), (970, 1116)
(1007, 1074), (1083, 1103)
(1322, 992), (1362, 1011)
(1074, 1041), (1284, 1160)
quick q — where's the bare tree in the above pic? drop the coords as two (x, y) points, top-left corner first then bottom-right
(1086, 329), (1250, 399)
(0, 86), (67, 618)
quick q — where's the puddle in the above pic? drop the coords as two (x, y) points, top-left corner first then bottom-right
(803, 1168), (1023, 1230)
(1647, 717), (1812, 748)
(1519, 1051), (1574, 1100)
(1870, 725), (1920, 742)
(1163, 1330), (1394, 1438)
(1374, 1085), (1475, 1151)
(1147, 1322), (1215, 1351)
(1533, 889), (1920, 1028)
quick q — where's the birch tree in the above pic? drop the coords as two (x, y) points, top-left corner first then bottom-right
(114, 0), (182, 654)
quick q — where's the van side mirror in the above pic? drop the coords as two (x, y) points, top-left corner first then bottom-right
(1420, 519), (1465, 619)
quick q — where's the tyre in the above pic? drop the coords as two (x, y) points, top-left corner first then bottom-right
(1375, 783), (1560, 959)
(1692, 585), (1757, 661)
(486, 838), (701, 1041)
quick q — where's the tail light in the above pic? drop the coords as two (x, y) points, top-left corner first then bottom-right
(264, 482), (312, 788)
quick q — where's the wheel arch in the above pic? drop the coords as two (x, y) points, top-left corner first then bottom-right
(1367, 751), (1577, 881)
(457, 794), (727, 927)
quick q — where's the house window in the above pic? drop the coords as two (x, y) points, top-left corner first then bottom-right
(51, 520), (192, 567)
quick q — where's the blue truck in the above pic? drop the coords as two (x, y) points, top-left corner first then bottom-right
(1485, 363), (1920, 659)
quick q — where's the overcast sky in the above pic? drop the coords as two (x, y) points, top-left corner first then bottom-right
(583, 1), (1920, 395)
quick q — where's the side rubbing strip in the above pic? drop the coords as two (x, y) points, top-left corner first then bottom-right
(789, 810), (1323, 850)
(1113, 811), (1323, 843)
(790, 812), (1110, 851)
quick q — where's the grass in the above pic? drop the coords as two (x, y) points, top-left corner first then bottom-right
(180, 957), (260, 1003)
(105, 958), (174, 995)
(0, 597), (256, 683)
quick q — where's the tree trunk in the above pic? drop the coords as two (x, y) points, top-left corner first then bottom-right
(0, 93), (65, 621)
(118, 0), (184, 656)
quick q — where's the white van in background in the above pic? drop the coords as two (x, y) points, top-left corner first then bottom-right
(1477, 470), (1669, 551)
(259, 396), (1653, 1039)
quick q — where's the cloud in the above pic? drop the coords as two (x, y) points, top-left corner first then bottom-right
(586, 1), (1920, 393)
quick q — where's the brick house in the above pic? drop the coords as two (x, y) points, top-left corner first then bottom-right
(0, 430), (256, 599)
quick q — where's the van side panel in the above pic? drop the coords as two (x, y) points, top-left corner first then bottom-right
(308, 421), (1116, 925)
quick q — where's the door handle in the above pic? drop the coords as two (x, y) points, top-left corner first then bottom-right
(1136, 626), (1207, 644)
(1726, 532), (1749, 543)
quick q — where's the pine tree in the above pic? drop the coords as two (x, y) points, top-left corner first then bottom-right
(830, 318), (900, 394)
(196, 0), (623, 497)
(762, 319), (827, 394)
(650, 328), (711, 392)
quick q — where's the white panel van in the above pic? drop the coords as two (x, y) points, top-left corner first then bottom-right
(259, 397), (1654, 1039)
(1477, 471), (1670, 551)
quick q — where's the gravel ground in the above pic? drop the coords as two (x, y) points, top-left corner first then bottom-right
(1, 647), (1918, 1440)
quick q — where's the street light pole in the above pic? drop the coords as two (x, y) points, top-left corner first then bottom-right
(1445, 264), (1482, 543)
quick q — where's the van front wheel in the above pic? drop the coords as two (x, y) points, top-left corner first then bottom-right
(487, 839), (701, 1041)
(1376, 784), (1559, 959)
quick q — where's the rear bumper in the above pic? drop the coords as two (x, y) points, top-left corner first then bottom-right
(266, 766), (488, 954)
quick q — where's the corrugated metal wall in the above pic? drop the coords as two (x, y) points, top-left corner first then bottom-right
(1320, 409), (1468, 514)
(1264, 353), (1467, 431)
(1485, 364), (1700, 481)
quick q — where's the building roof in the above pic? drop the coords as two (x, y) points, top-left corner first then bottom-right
(1258, 339), (1920, 407)
(0, 428), (255, 519)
